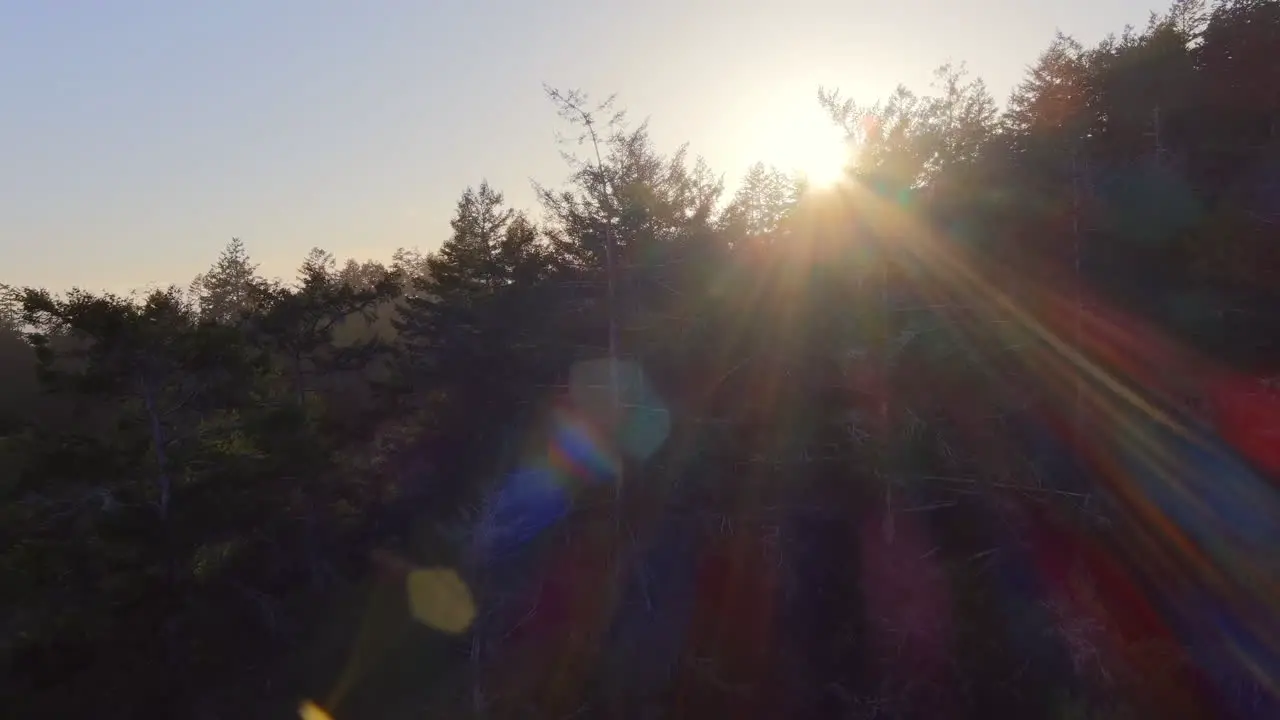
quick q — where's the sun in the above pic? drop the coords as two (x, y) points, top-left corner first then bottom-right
(752, 105), (853, 189)
(790, 132), (852, 188)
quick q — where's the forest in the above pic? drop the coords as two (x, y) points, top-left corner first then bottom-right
(3, 1), (1280, 717)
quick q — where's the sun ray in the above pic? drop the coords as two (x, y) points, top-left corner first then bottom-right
(745, 103), (854, 189)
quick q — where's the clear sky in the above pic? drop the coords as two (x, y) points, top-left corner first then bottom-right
(2, 0), (1167, 293)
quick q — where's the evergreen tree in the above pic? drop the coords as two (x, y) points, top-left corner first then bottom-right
(396, 182), (517, 385)
(189, 238), (260, 324)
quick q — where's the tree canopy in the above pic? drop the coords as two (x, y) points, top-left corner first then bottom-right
(3, 2), (1280, 717)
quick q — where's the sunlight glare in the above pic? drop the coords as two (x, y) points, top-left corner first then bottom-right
(752, 104), (852, 189)
(299, 700), (333, 720)
(790, 128), (851, 188)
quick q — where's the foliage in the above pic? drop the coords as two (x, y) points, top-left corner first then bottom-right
(2, 1), (1279, 716)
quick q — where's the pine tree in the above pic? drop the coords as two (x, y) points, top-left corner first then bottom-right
(395, 182), (517, 384)
(720, 162), (798, 244)
(189, 238), (260, 324)
(247, 247), (399, 408)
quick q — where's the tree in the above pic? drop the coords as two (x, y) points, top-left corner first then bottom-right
(720, 162), (799, 244)
(21, 286), (208, 522)
(396, 184), (516, 380)
(918, 63), (1000, 182)
(395, 185), (559, 417)
(189, 238), (260, 324)
(337, 257), (390, 291)
(247, 247), (398, 408)
(538, 92), (724, 380)
(820, 64), (998, 193)
(1004, 32), (1091, 154)
(1198, 0), (1280, 145)
(0, 282), (20, 334)
(390, 246), (432, 289)
(5, 2), (1280, 714)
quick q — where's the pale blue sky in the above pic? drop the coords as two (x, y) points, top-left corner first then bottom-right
(2, 0), (1165, 292)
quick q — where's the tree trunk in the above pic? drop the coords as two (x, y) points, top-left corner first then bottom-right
(293, 351), (306, 407)
(139, 372), (171, 522)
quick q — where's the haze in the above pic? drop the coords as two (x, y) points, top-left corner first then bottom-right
(2, 0), (1162, 292)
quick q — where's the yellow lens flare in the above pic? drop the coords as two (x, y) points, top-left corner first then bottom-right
(298, 699), (333, 720)
(405, 566), (476, 634)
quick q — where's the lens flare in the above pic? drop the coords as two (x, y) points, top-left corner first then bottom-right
(405, 566), (476, 634)
(298, 700), (333, 720)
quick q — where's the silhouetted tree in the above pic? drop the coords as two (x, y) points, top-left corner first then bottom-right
(4, 2), (1280, 716)
(189, 237), (259, 324)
